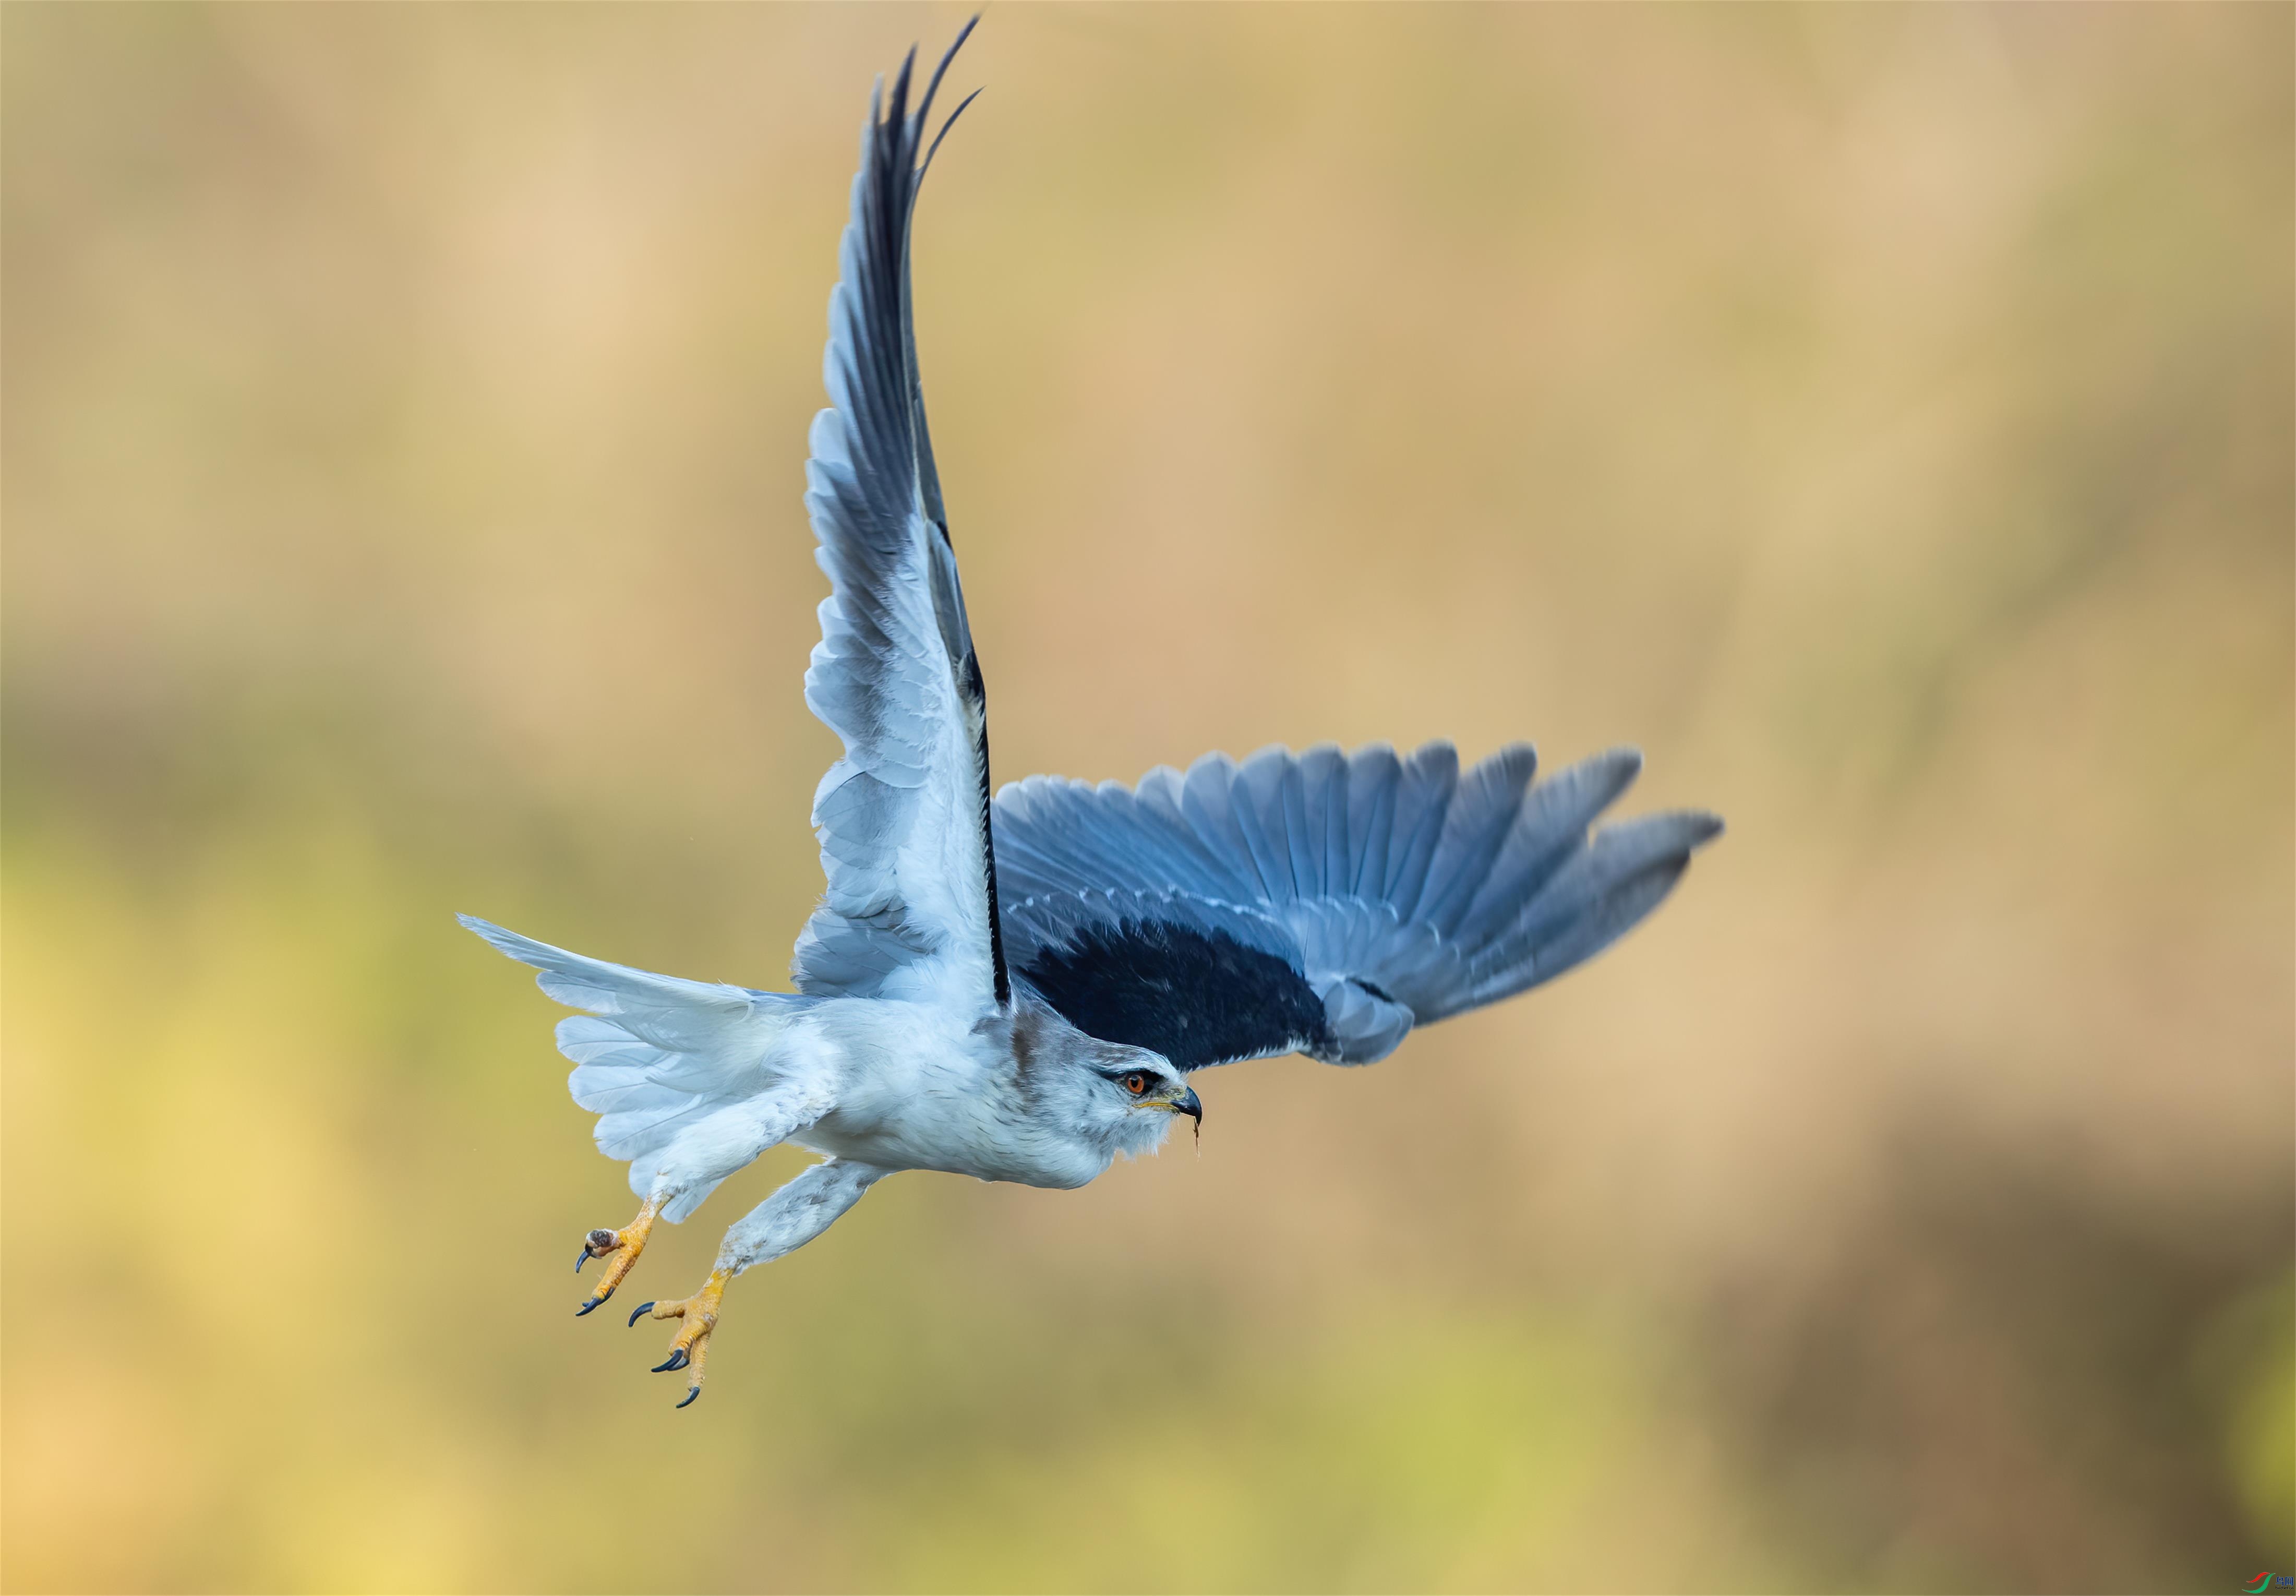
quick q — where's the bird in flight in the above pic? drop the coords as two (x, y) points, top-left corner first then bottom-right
(464, 20), (1720, 1408)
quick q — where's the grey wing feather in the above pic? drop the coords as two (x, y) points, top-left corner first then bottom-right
(994, 740), (1720, 1070)
(794, 24), (1008, 1007)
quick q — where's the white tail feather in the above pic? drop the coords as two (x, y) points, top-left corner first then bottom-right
(460, 916), (818, 1219)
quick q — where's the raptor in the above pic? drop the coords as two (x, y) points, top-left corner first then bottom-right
(465, 21), (1721, 1407)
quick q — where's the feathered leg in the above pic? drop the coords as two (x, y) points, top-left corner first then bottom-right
(570, 1078), (840, 1316)
(628, 1158), (889, 1407)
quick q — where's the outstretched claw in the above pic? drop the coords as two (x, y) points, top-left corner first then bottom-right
(632, 1268), (729, 1408)
(573, 1195), (664, 1316)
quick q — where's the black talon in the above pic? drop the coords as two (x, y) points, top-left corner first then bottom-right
(652, 1348), (690, 1374)
(675, 1386), (701, 1409)
(575, 1245), (592, 1274)
(627, 1301), (656, 1328)
(575, 1289), (612, 1317)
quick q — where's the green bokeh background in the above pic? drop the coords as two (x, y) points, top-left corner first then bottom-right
(4, 5), (2290, 1592)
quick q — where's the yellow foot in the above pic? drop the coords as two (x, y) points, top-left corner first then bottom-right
(573, 1194), (664, 1316)
(626, 1267), (731, 1408)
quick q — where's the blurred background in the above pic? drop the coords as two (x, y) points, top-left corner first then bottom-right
(4, 5), (2290, 1592)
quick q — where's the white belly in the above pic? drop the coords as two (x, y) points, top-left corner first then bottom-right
(783, 998), (1110, 1190)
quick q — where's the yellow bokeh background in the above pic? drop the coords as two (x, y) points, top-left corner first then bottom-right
(4, 6), (2289, 1592)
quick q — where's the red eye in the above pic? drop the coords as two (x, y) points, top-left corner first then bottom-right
(1122, 1072), (1149, 1096)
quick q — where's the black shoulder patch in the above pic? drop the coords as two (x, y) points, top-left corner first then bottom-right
(1019, 919), (1335, 1072)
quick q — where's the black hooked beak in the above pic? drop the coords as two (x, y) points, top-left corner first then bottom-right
(1170, 1084), (1203, 1124)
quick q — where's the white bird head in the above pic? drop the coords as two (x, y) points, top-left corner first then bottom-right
(1046, 1034), (1203, 1160)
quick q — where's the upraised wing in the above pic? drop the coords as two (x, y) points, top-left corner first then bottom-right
(993, 741), (1720, 1070)
(794, 24), (1009, 1011)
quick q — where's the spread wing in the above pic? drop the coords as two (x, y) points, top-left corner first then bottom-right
(993, 741), (1721, 1070)
(793, 24), (1009, 1010)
